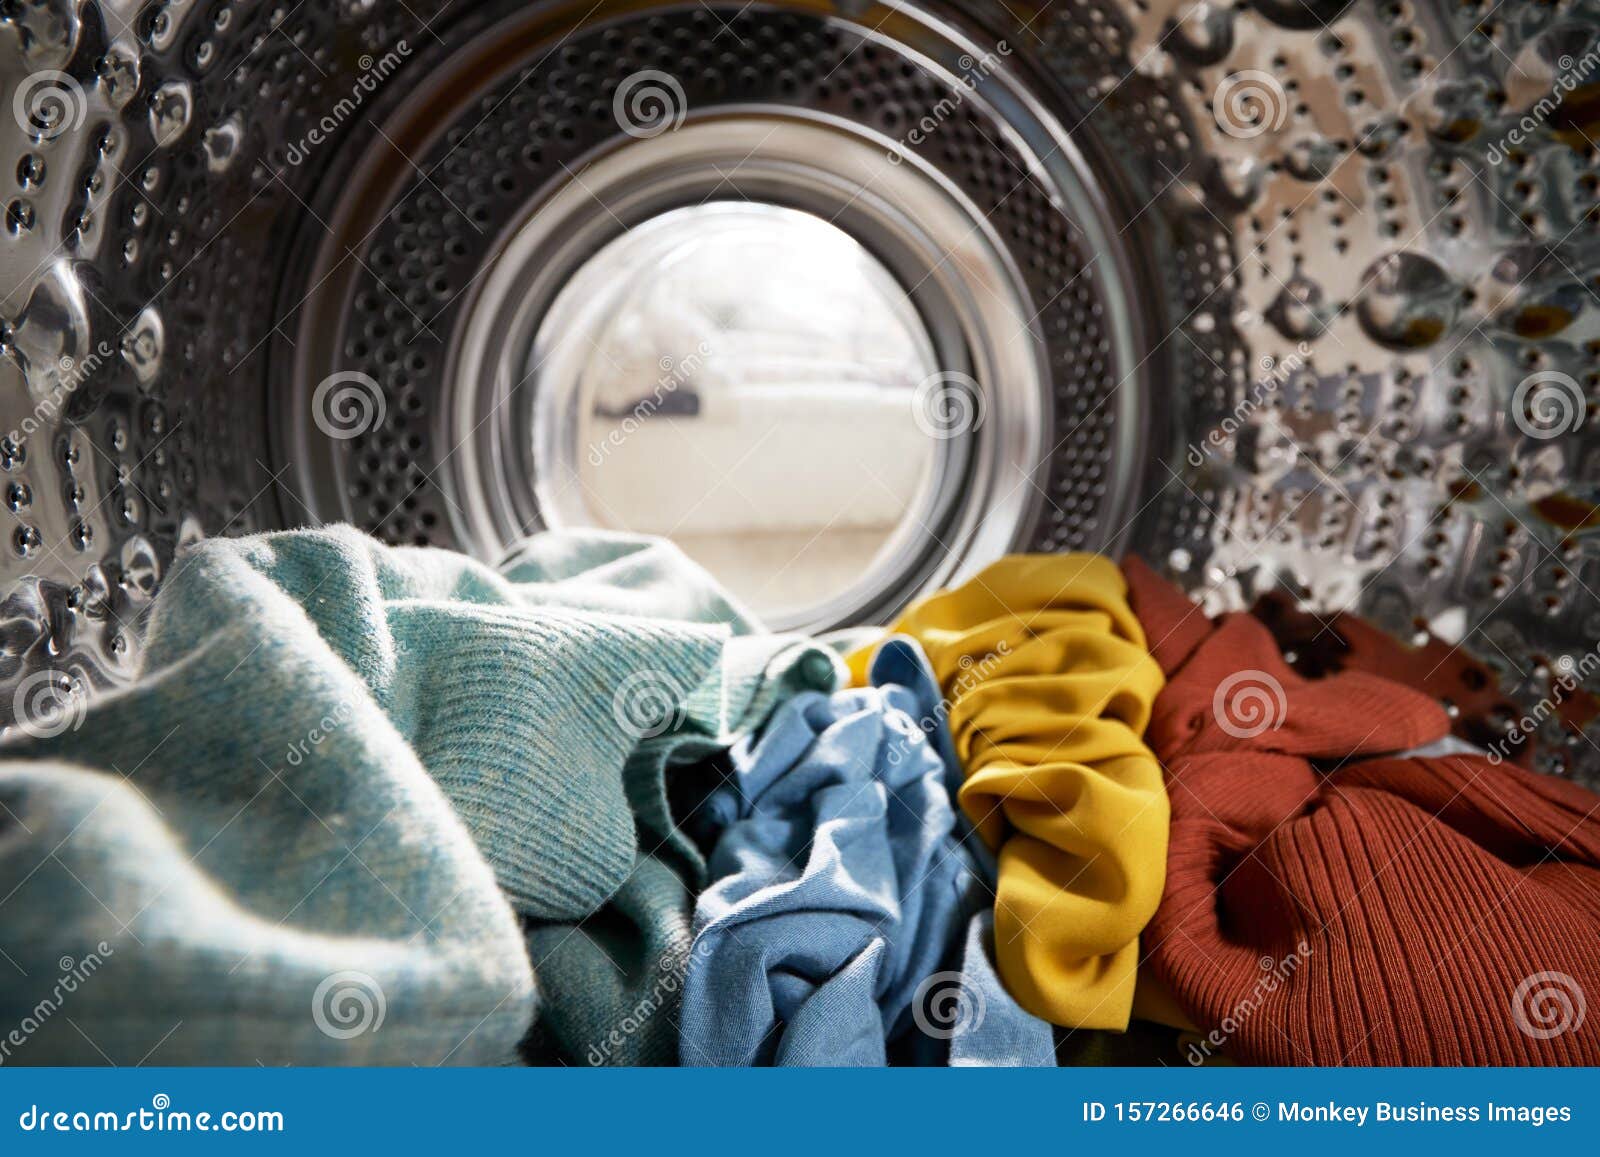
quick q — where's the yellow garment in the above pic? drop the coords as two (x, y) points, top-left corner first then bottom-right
(848, 554), (1166, 1029)
(1132, 967), (1200, 1033)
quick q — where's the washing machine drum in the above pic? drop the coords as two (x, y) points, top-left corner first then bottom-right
(1, 0), (1597, 775)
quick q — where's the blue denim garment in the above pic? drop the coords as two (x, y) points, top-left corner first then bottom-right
(524, 636), (842, 1066)
(680, 637), (1055, 1065)
(945, 911), (1058, 1067)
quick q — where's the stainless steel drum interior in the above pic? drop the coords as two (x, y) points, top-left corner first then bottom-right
(1, 0), (1598, 782)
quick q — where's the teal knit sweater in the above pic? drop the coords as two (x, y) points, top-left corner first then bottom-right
(0, 525), (839, 1065)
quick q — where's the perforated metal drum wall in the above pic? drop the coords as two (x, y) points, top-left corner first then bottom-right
(2, 0), (1598, 783)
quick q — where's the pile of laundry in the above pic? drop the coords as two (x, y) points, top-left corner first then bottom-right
(1, 526), (1596, 1066)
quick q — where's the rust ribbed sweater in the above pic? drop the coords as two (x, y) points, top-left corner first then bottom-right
(1123, 558), (1600, 1065)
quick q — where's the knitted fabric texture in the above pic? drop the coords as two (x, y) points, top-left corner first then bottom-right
(0, 526), (606, 1063)
(523, 634), (844, 1066)
(847, 555), (1168, 1029)
(0, 525), (834, 1065)
(679, 637), (1054, 1065)
(1123, 557), (1600, 1066)
(1246, 591), (1545, 772)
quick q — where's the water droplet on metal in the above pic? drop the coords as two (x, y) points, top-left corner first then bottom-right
(203, 113), (245, 173)
(1355, 251), (1460, 351)
(148, 80), (195, 149)
(120, 308), (165, 387)
(98, 44), (143, 110)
